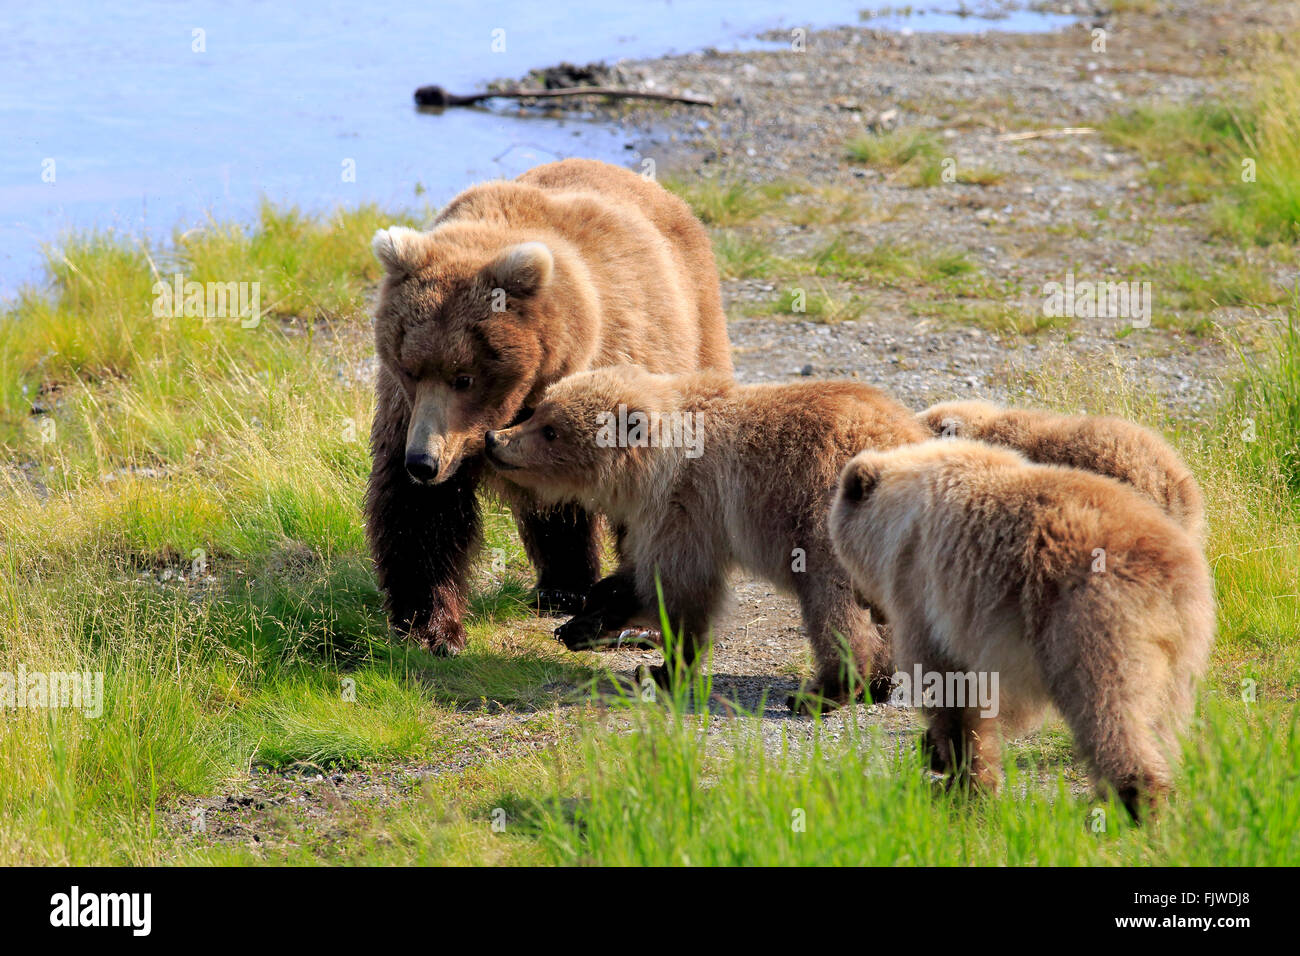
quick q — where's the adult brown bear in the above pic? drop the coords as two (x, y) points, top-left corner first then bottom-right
(367, 159), (731, 655)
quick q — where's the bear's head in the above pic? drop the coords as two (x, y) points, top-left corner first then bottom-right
(371, 225), (561, 485)
(481, 367), (670, 507)
(830, 439), (1027, 607)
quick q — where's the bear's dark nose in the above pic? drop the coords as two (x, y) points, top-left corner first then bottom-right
(406, 452), (439, 483)
(484, 431), (499, 449)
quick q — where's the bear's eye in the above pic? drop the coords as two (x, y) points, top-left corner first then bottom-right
(452, 374), (474, 392)
(542, 425), (558, 442)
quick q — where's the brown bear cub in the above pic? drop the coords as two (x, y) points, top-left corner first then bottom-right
(366, 159), (731, 656)
(917, 400), (1205, 542)
(484, 366), (931, 710)
(829, 439), (1215, 821)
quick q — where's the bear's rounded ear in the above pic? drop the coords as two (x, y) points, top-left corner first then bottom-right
(372, 226), (427, 275)
(916, 404), (950, 436)
(839, 457), (881, 504)
(485, 242), (554, 299)
(938, 416), (965, 439)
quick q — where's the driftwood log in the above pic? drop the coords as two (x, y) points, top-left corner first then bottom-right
(414, 84), (714, 108)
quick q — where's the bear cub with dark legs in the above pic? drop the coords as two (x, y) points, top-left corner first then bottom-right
(486, 366), (930, 711)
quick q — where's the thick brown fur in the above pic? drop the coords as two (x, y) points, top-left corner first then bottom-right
(917, 400), (1205, 542)
(366, 160), (731, 654)
(829, 439), (1215, 821)
(485, 366), (931, 709)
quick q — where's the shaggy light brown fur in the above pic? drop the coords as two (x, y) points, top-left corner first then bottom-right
(366, 159), (731, 655)
(485, 366), (931, 709)
(829, 439), (1215, 821)
(917, 400), (1205, 542)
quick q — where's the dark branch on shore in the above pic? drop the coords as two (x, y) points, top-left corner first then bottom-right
(414, 84), (715, 109)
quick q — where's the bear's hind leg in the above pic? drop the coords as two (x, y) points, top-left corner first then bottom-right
(922, 706), (1002, 793)
(1040, 653), (1170, 822)
(947, 709), (1003, 794)
(894, 627), (1001, 787)
(636, 609), (709, 695)
(922, 709), (963, 775)
(1057, 693), (1169, 824)
(1035, 604), (1174, 824)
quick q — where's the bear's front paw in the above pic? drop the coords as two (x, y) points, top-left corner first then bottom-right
(410, 616), (468, 657)
(555, 614), (604, 651)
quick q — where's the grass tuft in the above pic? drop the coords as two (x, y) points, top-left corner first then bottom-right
(1103, 36), (1300, 245)
(846, 127), (941, 169)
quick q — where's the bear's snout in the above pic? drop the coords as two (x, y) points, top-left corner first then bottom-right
(405, 451), (439, 484)
(483, 430), (520, 471)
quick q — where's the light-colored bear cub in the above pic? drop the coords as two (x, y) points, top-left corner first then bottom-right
(917, 400), (1205, 542)
(830, 439), (1214, 821)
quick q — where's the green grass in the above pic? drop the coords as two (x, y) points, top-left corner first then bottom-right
(719, 235), (985, 322)
(184, 663), (1300, 866)
(663, 176), (801, 227)
(912, 299), (1071, 336)
(1137, 255), (1290, 336)
(846, 127), (941, 169)
(175, 202), (421, 320)
(712, 231), (781, 279)
(793, 235), (976, 286)
(1104, 103), (1245, 202)
(778, 184), (891, 226)
(509, 699), (1297, 866)
(742, 283), (870, 323)
(1103, 38), (1300, 245)
(1229, 307), (1300, 495)
(957, 165), (1006, 187)
(843, 128), (993, 189)
(1106, 0), (1158, 12)
(1153, 256), (1286, 313)
(0, 205), (593, 863)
